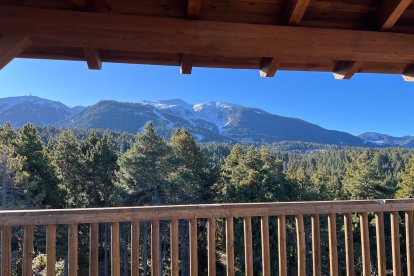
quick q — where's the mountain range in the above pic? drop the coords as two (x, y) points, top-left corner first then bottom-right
(0, 96), (411, 148)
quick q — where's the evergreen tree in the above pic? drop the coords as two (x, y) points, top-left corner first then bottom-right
(396, 156), (414, 198)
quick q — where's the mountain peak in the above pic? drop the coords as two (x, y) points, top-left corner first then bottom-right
(141, 99), (193, 111)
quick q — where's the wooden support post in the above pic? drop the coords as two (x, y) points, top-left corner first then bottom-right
(226, 217), (234, 276)
(151, 220), (160, 276)
(328, 214), (338, 276)
(111, 222), (120, 276)
(360, 213), (371, 276)
(1, 226), (12, 276)
(68, 224), (78, 276)
(83, 48), (102, 70)
(260, 57), (280, 78)
(390, 211), (401, 276)
(344, 213), (355, 276)
(261, 216), (271, 276)
(0, 35), (32, 70)
(278, 215), (287, 276)
(23, 225), (34, 276)
(311, 215), (321, 276)
(333, 61), (361, 80)
(375, 213), (386, 276)
(244, 216), (253, 276)
(89, 223), (99, 276)
(402, 64), (414, 82)
(46, 225), (57, 276)
(131, 221), (140, 276)
(296, 215), (306, 276)
(189, 218), (198, 276)
(181, 54), (193, 74)
(208, 218), (216, 276)
(405, 211), (414, 275)
(170, 219), (179, 276)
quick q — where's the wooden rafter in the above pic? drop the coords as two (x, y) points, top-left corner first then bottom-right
(187, 0), (202, 19)
(402, 64), (414, 81)
(260, 58), (280, 78)
(379, 0), (412, 30)
(181, 54), (193, 74)
(0, 35), (32, 70)
(333, 61), (362, 80)
(83, 48), (102, 70)
(284, 0), (311, 25)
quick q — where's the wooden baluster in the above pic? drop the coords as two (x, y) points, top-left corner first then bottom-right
(278, 215), (287, 276)
(261, 216), (270, 276)
(89, 223), (99, 276)
(208, 218), (216, 276)
(23, 225), (34, 276)
(328, 214), (338, 276)
(170, 219), (179, 276)
(244, 216), (253, 276)
(1, 226), (12, 276)
(344, 213), (355, 276)
(390, 211), (401, 276)
(68, 224), (78, 276)
(151, 220), (160, 276)
(359, 213), (371, 276)
(225, 217), (234, 276)
(405, 211), (414, 275)
(296, 215), (306, 276)
(375, 212), (386, 276)
(131, 221), (140, 276)
(189, 218), (198, 276)
(311, 215), (321, 276)
(111, 222), (120, 276)
(46, 224), (57, 276)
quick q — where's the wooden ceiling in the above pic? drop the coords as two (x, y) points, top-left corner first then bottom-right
(1, 0), (414, 80)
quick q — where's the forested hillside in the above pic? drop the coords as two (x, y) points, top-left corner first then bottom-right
(1, 122), (414, 275)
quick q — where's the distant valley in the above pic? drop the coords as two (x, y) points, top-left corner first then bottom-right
(0, 96), (411, 148)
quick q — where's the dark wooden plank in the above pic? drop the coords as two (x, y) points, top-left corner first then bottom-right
(311, 215), (321, 276)
(89, 223), (99, 276)
(296, 215), (306, 276)
(226, 217), (234, 276)
(328, 214), (338, 276)
(181, 54), (193, 74)
(83, 48), (102, 70)
(189, 218), (198, 276)
(278, 216), (287, 276)
(208, 218), (216, 276)
(151, 220), (160, 276)
(23, 225), (34, 276)
(284, 0), (311, 25)
(390, 211), (401, 276)
(244, 216), (253, 276)
(131, 221), (140, 276)
(405, 211), (414, 275)
(261, 216), (270, 276)
(260, 57), (280, 77)
(46, 224), (57, 276)
(111, 222), (120, 276)
(360, 213), (371, 276)
(1, 226), (12, 276)
(68, 224), (78, 276)
(0, 35), (32, 70)
(344, 213), (355, 276)
(378, 0), (412, 30)
(170, 219), (179, 276)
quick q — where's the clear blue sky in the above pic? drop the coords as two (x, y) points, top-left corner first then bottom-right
(1, 58), (413, 136)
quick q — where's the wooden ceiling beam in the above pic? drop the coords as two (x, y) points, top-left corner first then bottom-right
(402, 64), (414, 81)
(260, 57), (280, 78)
(333, 61), (361, 80)
(379, 0), (412, 30)
(4, 7), (414, 66)
(284, 0), (311, 25)
(83, 48), (101, 70)
(187, 0), (202, 19)
(0, 35), (32, 70)
(180, 54), (192, 74)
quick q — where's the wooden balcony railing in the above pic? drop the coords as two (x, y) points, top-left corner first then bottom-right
(1, 199), (414, 275)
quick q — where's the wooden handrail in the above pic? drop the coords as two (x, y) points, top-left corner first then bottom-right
(1, 199), (414, 226)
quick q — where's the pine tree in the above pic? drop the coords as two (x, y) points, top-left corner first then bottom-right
(13, 124), (60, 207)
(396, 156), (414, 198)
